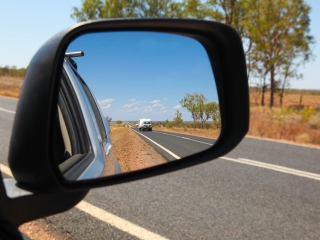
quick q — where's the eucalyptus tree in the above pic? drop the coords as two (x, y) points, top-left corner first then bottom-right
(244, 0), (313, 107)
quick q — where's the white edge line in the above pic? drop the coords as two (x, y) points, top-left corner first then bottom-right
(246, 135), (320, 150)
(132, 129), (181, 159)
(0, 107), (16, 114)
(153, 129), (217, 140)
(152, 130), (320, 150)
(153, 131), (213, 146)
(76, 201), (168, 240)
(0, 164), (13, 176)
(0, 163), (168, 240)
(220, 157), (320, 181)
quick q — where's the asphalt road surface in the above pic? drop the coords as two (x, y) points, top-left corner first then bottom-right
(1, 96), (320, 239)
(132, 128), (215, 160)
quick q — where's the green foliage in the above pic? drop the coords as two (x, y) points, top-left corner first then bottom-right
(205, 102), (220, 123)
(70, 0), (189, 20)
(0, 66), (27, 77)
(243, 0), (314, 107)
(116, 120), (122, 125)
(173, 110), (183, 127)
(179, 93), (220, 129)
(179, 92), (207, 126)
(166, 122), (173, 128)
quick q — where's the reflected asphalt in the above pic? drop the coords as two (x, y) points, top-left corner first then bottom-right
(132, 128), (216, 161)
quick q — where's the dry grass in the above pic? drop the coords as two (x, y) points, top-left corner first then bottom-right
(153, 126), (220, 139)
(249, 106), (320, 146)
(153, 107), (320, 147)
(0, 76), (23, 98)
(250, 90), (320, 109)
(110, 126), (167, 172)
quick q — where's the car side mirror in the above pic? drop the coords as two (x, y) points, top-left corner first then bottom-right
(8, 19), (249, 192)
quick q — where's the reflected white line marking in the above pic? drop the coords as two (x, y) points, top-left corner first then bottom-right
(220, 157), (320, 181)
(0, 107), (15, 114)
(152, 130), (213, 146)
(0, 163), (168, 240)
(132, 129), (181, 159)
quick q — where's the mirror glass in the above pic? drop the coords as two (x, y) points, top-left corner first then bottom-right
(59, 31), (220, 181)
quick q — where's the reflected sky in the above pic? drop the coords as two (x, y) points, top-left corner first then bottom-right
(67, 31), (218, 121)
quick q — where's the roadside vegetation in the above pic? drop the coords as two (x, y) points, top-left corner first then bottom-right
(153, 91), (320, 146)
(0, 66), (26, 98)
(110, 125), (167, 172)
(152, 92), (221, 138)
(249, 90), (320, 146)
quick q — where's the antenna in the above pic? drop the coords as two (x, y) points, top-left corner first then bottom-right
(65, 51), (84, 57)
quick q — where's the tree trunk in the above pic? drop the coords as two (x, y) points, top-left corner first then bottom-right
(269, 65), (275, 108)
(279, 86), (285, 107)
(261, 75), (267, 106)
(299, 95), (303, 107)
(261, 87), (265, 106)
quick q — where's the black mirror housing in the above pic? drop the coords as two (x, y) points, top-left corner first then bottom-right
(8, 19), (249, 192)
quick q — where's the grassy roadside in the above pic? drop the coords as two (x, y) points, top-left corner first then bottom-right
(249, 106), (320, 146)
(1, 79), (318, 147)
(153, 106), (320, 147)
(153, 125), (221, 139)
(110, 126), (167, 172)
(0, 76), (23, 98)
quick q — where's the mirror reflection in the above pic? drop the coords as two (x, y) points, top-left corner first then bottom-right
(59, 31), (220, 181)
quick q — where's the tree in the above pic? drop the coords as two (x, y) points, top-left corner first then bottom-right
(116, 120), (122, 125)
(173, 110), (183, 127)
(205, 0), (255, 81)
(71, 0), (105, 21)
(179, 93), (207, 127)
(195, 93), (208, 128)
(244, 0), (313, 107)
(70, 0), (185, 21)
(105, 116), (112, 123)
(71, 0), (314, 108)
(180, 93), (198, 126)
(204, 102), (220, 124)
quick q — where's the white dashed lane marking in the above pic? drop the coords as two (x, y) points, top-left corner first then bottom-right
(0, 163), (168, 240)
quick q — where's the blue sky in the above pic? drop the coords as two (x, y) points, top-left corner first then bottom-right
(0, 1), (319, 100)
(66, 31), (217, 121)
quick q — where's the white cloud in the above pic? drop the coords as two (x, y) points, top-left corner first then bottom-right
(149, 100), (160, 104)
(174, 104), (181, 109)
(101, 104), (111, 109)
(98, 99), (114, 109)
(164, 98), (168, 100)
(129, 99), (136, 102)
(128, 107), (139, 112)
(123, 100), (141, 108)
(123, 103), (133, 108)
(152, 103), (163, 108)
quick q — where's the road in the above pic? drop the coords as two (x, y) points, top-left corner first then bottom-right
(132, 128), (215, 160)
(1, 96), (320, 239)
